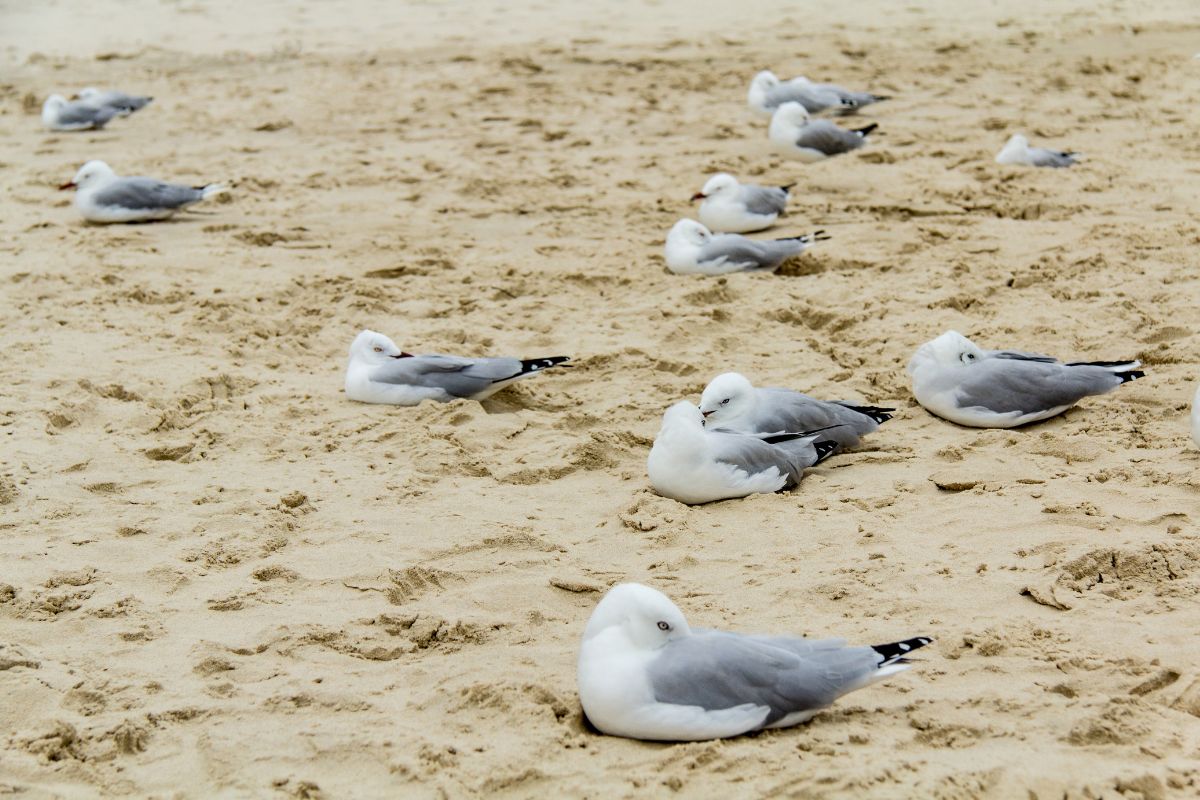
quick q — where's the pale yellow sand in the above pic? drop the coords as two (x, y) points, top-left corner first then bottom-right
(2, 1), (1199, 797)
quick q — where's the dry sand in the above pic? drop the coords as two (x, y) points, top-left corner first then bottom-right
(2, 0), (1200, 796)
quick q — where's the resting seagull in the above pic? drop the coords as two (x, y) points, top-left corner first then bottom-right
(769, 102), (877, 163)
(748, 71), (888, 118)
(60, 161), (225, 223)
(42, 95), (120, 131)
(994, 134), (1079, 168)
(77, 87), (154, 116)
(691, 173), (793, 234)
(664, 219), (827, 276)
(699, 372), (893, 448)
(647, 401), (839, 504)
(907, 330), (1143, 428)
(345, 330), (570, 406)
(578, 582), (931, 742)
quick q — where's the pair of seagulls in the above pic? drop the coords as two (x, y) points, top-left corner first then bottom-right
(749, 70), (884, 163)
(59, 161), (225, 223)
(648, 332), (1144, 505)
(42, 87), (153, 131)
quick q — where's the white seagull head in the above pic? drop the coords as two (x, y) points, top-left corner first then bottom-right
(61, 160), (116, 192)
(666, 218), (713, 249)
(693, 173), (740, 202)
(908, 330), (986, 374)
(349, 329), (411, 364)
(699, 372), (756, 425)
(771, 101), (812, 129)
(582, 583), (691, 651)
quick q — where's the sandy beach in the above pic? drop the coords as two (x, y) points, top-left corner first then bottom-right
(2, 0), (1200, 796)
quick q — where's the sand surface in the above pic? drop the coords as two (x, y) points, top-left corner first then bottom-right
(2, 0), (1200, 797)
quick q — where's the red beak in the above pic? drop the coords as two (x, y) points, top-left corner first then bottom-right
(391, 352), (414, 359)
(690, 192), (706, 201)
(59, 181), (76, 191)
(701, 410), (714, 418)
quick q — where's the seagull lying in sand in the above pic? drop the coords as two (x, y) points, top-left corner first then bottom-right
(664, 219), (827, 275)
(647, 401), (838, 504)
(699, 372), (893, 448)
(691, 173), (794, 234)
(908, 331), (1143, 428)
(769, 102), (877, 163)
(42, 95), (120, 131)
(578, 582), (931, 742)
(994, 134), (1079, 168)
(60, 161), (225, 223)
(77, 87), (153, 116)
(748, 71), (888, 118)
(345, 330), (570, 406)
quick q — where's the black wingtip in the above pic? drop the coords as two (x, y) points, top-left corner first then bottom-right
(1116, 370), (1144, 384)
(515, 356), (571, 377)
(779, 182), (797, 193)
(872, 636), (933, 666)
(812, 440), (840, 464)
(840, 404), (895, 424)
(853, 123), (879, 137)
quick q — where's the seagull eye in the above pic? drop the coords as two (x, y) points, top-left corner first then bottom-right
(721, 398), (730, 405)
(657, 621), (671, 631)
(961, 352), (976, 364)
(373, 346), (383, 353)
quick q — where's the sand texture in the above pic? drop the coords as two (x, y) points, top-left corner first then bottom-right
(2, 0), (1200, 796)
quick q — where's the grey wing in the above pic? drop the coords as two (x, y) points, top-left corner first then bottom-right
(990, 349), (1060, 364)
(766, 84), (837, 113)
(57, 103), (118, 128)
(92, 178), (205, 210)
(698, 235), (771, 270)
(1029, 147), (1077, 168)
(754, 388), (878, 446)
(708, 429), (816, 485)
(956, 359), (1124, 415)
(741, 185), (789, 216)
(649, 632), (881, 726)
(102, 91), (151, 112)
(369, 353), (522, 398)
(796, 121), (866, 155)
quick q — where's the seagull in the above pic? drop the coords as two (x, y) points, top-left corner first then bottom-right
(994, 134), (1079, 168)
(748, 71), (889, 118)
(1191, 385), (1200, 449)
(345, 330), (570, 406)
(59, 161), (225, 223)
(646, 401), (839, 504)
(42, 95), (120, 131)
(769, 102), (877, 163)
(699, 372), (893, 448)
(664, 219), (827, 275)
(691, 173), (794, 234)
(907, 331), (1144, 428)
(76, 87), (154, 116)
(577, 582), (932, 742)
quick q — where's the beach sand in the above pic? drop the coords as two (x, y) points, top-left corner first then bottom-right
(2, 0), (1199, 796)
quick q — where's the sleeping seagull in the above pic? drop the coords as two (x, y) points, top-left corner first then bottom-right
(345, 329), (570, 406)
(748, 71), (889, 118)
(907, 330), (1144, 428)
(769, 102), (877, 163)
(994, 134), (1079, 168)
(76, 87), (154, 116)
(42, 94), (120, 131)
(59, 161), (225, 223)
(647, 401), (839, 504)
(691, 173), (793, 234)
(578, 582), (931, 742)
(699, 372), (893, 448)
(664, 219), (827, 275)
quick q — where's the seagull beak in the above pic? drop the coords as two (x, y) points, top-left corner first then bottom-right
(700, 410), (714, 418)
(58, 181), (76, 190)
(690, 192), (706, 201)
(391, 352), (414, 359)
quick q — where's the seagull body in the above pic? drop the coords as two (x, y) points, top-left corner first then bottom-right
(769, 102), (877, 163)
(748, 71), (888, 118)
(995, 134), (1079, 168)
(578, 583), (931, 742)
(664, 219), (824, 276)
(646, 401), (837, 504)
(77, 87), (153, 116)
(699, 372), (893, 448)
(59, 161), (224, 223)
(42, 94), (119, 131)
(345, 330), (569, 406)
(908, 331), (1143, 428)
(692, 173), (792, 234)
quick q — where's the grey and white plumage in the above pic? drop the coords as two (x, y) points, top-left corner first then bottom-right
(1191, 385), (1200, 449)
(578, 583), (932, 742)
(77, 87), (153, 116)
(345, 329), (570, 406)
(907, 330), (1144, 428)
(769, 102), (877, 163)
(995, 134), (1079, 168)
(748, 71), (888, 118)
(42, 94), (120, 131)
(60, 160), (224, 223)
(699, 372), (893, 448)
(646, 401), (838, 504)
(664, 219), (826, 275)
(691, 173), (793, 234)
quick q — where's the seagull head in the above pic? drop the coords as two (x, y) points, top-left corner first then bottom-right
(582, 583), (691, 650)
(699, 372), (755, 425)
(995, 134), (1031, 164)
(772, 101), (811, 129)
(349, 329), (413, 363)
(692, 172), (739, 202)
(908, 330), (985, 374)
(666, 218), (712, 250)
(76, 87), (101, 102)
(747, 70), (781, 111)
(60, 160), (115, 191)
(43, 94), (69, 111)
